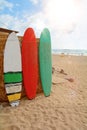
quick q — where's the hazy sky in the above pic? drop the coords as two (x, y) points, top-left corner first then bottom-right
(0, 0), (87, 49)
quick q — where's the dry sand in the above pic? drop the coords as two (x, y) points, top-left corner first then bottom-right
(0, 55), (87, 130)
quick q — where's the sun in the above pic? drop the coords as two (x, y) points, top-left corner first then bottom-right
(44, 0), (80, 31)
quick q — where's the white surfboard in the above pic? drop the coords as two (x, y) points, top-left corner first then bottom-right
(4, 32), (22, 107)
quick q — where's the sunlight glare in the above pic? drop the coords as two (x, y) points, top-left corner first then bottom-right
(44, 0), (80, 31)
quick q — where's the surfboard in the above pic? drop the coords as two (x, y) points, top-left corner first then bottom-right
(39, 28), (52, 96)
(21, 28), (38, 99)
(4, 32), (22, 107)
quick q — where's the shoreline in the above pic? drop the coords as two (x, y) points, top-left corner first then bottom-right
(52, 49), (87, 56)
(52, 53), (87, 56)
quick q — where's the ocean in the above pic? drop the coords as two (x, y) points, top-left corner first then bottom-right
(52, 49), (87, 56)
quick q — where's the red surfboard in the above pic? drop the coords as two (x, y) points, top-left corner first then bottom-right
(21, 28), (38, 99)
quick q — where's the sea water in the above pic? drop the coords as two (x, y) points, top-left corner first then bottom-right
(52, 49), (87, 56)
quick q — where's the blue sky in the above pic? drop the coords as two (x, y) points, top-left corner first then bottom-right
(0, 0), (87, 49)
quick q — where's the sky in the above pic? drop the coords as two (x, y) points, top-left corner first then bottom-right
(0, 0), (87, 49)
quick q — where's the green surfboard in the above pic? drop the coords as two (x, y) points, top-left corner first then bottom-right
(39, 28), (52, 96)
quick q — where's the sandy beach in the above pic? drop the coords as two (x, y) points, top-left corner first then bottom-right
(0, 55), (87, 130)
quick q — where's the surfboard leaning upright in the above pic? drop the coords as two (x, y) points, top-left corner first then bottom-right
(4, 32), (22, 107)
(21, 28), (38, 99)
(39, 28), (52, 96)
